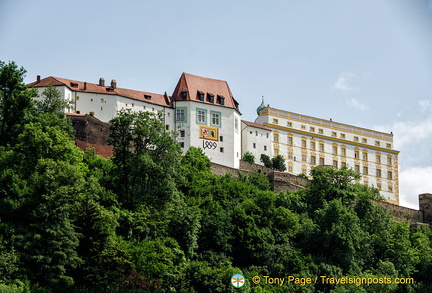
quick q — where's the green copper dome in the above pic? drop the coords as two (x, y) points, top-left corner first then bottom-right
(256, 97), (266, 115)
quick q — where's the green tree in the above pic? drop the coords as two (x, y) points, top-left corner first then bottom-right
(242, 151), (255, 164)
(260, 153), (272, 168)
(108, 109), (182, 210)
(0, 61), (37, 147)
(271, 154), (286, 171)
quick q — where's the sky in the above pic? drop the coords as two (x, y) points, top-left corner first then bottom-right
(1, 0), (432, 209)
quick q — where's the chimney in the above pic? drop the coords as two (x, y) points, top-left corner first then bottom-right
(84, 82), (87, 90)
(99, 78), (105, 87)
(36, 75), (41, 84)
(111, 79), (117, 89)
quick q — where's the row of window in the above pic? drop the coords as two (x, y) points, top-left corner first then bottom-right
(272, 122), (392, 149)
(288, 164), (394, 192)
(276, 137), (394, 165)
(181, 91), (225, 106)
(176, 108), (222, 127)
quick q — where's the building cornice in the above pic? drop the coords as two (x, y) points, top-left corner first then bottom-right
(266, 123), (400, 155)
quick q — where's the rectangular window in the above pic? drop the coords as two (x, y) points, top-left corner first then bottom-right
(288, 151), (293, 159)
(310, 142), (316, 150)
(388, 171), (393, 180)
(376, 169), (381, 177)
(208, 94), (214, 103)
(376, 155), (381, 164)
(340, 133), (346, 139)
(196, 108), (207, 124)
(253, 143), (256, 148)
(355, 151), (359, 159)
(362, 138), (368, 143)
(274, 134), (279, 142)
(264, 145), (267, 151)
(220, 147), (224, 153)
(220, 136), (223, 142)
(341, 148), (346, 156)
(180, 130), (185, 137)
(181, 91), (187, 100)
(363, 166), (368, 175)
(302, 154), (307, 162)
(210, 111), (221, 127)
(218, 96), (225, 105)
(234, 118), (238, 132)
(333, 160), (338, 168)
(301, 125), (306, 130)
(332, 146), (338, 155)
(288, 165), (293, 172)
(165, 125), (169, 130)
(386, 143), (392, 149)
(198, 92), (205, 101)
(180, 142), (184, 148)
(341, 162), (347, 168)
(354, 136), (359, 142)
(274, 148), (279, 156)
(311, 156), (316, 165)
(273, 118), (279, 124)
(354, 165), (360, 173)
(319, 143), (324, 152)
(319, 157), (325, 165)
(375, 141), (380, 146)
(288, 136), (293, 145)
(387, 157), (392, 166)
(301, 140), (306, 148)
(310, 127), (315, 132)
(318, 129), (324, 134)
(363, 152), (368, 161)
(176, 108), (187, 123)
(287, 122), (292, 127)
(332, 131), (337, 137)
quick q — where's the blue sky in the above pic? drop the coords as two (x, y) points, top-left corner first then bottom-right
(1, 0), (432, 208)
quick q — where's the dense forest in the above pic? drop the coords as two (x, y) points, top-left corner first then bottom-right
(1, 61), (432, 292)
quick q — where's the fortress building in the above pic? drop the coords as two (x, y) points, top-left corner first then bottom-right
(29, 72), (399, 204)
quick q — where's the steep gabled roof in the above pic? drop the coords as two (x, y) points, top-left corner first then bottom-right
(29, 76), (172, 108)
(171, 73), (240, 112)
(242, 120), (271, 131)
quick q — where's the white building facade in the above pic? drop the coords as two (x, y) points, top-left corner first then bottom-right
(29, 74), (400, 205)
(241, 120), (272, 164)
(255, 107), (399, 204)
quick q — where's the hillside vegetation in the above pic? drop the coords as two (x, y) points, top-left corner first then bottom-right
(1, 61), (432, 292)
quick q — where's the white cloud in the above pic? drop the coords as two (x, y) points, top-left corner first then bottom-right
(374, 117), (432, 209)
(418, 100), (432, 113)
(375, 117), (432, 150)
(332, 72), (357, 92)
(346, 97), (367, 110)
(399, 166), (432, 209)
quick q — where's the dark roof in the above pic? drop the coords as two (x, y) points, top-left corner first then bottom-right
(29, 76), (172, 108)
(242, 120), (271, 131)
(171, 73), (240, 112)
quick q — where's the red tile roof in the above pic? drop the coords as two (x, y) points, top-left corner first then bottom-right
(171, 73), (240, 112)
(242, 120), (271, 131)
(29, 76), (172, 108)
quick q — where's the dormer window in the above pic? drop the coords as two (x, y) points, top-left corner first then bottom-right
(198, 91), (205, 101)
(217, 95), (225, 105)
(181, 91), (187, 100)
(106, 88), (114, 92)
(70, 82), (78, 88)
(208, 94), (214, 103)
(144, 95), (152, 100)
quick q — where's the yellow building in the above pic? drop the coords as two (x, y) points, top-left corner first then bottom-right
(255, 106), (399, 205)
